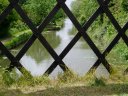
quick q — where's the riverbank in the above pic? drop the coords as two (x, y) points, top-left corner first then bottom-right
(0, 67), (128, 96)
(72, 0), (128, 62)
(0, 83), (128, 96)
(0, 85), (128, 96)
(0, 24), (62, 55)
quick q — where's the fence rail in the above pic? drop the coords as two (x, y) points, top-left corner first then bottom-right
(0, 0), (128, 77)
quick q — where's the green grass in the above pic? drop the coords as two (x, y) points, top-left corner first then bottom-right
(0, 84), (128, 96)
(0, 66), (128, 96)
(0, 50), (127, 96)
(0, 82), (128, 96)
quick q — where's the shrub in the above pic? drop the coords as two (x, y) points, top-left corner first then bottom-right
(122, 0), (128, 12)
(0, 0), (19, 38)
(4, 32), (32, 49)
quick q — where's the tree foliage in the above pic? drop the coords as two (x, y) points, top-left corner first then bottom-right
(122, 0), (128, 12)
(22, 0), (64, 25)
(0, 0), (19, 38)
(72, 0), (128, 61)
(0, 0), (64, 38)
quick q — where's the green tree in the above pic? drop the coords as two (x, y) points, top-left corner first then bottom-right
(23, 0), (55, 25)
(0, 0), (18, 38)
(23, 0), (64, 25)
(0, 0), (64, 38)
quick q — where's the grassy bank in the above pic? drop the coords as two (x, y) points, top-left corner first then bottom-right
(0, 84), (128, 96)
(0, 67), (128, 96)
(0, 50), (127, 95)
(72, 0), (128, 61)
(0, 24), (62, 53)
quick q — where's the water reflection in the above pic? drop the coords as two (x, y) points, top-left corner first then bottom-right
(19, 17), (98, 77)
(26, 32), (61, 64)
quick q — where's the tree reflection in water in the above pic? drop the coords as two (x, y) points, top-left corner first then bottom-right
(26, 32), (61, 64)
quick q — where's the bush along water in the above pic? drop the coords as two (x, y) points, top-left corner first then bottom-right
(4, 31), (32, 50)
(72, 0), (128, 62)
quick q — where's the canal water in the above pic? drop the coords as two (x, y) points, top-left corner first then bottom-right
(0, 0), (109, 79)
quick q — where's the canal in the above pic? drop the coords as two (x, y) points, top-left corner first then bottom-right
(0, 0), (109, 79)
